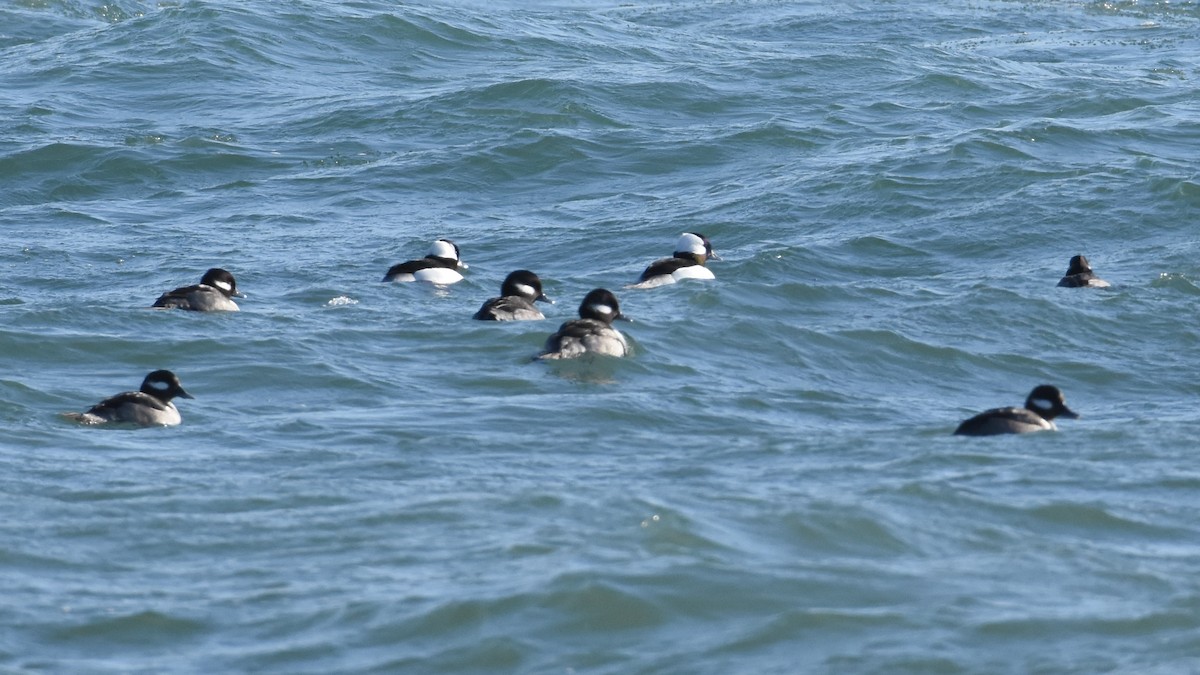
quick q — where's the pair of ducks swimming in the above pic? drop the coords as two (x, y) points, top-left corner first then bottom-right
(66, 245), (1103, 435)
(380, 234), (719, 290)
(60, 272), (241, 425)
(66, 372), (1080, 435)
(954, 254), (1108, 435)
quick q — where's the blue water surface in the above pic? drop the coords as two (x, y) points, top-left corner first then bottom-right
(2, 1), (1200, 672)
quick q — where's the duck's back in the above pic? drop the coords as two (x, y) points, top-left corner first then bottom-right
(73, 391), (182, 426)
(474, 296), (544, 321)
(541, 319), (628, 359)
(954, 407), (1053, 436)
(154, 284), (239, 311)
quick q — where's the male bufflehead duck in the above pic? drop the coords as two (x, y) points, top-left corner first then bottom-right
(539, 288), (630, 359)
(64, 369), (194, 427)
(473, 270), (553, 321)
(954, 384), (1079, 436)
(382, 239), (468, 284)
(629, 232), (719, 289)
(1057, 254), (1110, 288)
(153, 268), (244, 311)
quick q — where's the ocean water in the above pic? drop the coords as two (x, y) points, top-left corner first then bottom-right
(3, 0), (1200, 672)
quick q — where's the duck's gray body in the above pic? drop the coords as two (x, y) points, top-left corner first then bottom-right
(475, 296), (545, 321)
(541, 318), (629, 359)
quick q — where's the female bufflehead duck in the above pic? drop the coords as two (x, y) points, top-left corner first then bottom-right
(954, 384), (1079, 436)
(539, 288), (630, 359)
(629, 232), (719, 289)
(64, 370), (194, 427)
(382, 239), (468, 284)
(153, 268), (244, 311)
(473, 270), (553, 321)
(1057, 254), (1110, 288)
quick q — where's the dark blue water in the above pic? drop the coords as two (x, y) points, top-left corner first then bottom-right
(3, 1), (1200, 672)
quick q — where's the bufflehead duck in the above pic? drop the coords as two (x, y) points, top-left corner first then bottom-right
(1057, 255), (1110, 288)
(382, 239), (468, 284)
(473, 270), (553, 321)
(954, 384), (1079, 436)
(539, 288), (630, 359)
(64, 369), (194, 427)
(153, 268), (244, 311)
(629, 232), (719, 289)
